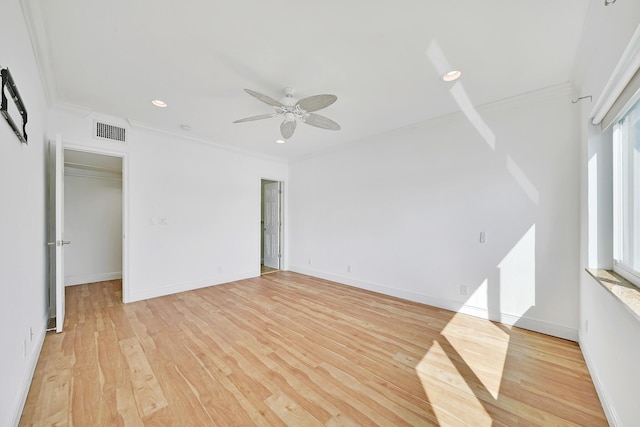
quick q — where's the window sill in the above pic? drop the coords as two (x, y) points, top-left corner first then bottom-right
(586, 268), (640, 322)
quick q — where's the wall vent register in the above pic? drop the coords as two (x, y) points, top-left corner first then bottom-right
(94, 121), (126, 143)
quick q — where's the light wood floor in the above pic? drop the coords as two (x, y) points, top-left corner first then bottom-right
(20, 272), (606, 426)
(260, 264), (279, 275)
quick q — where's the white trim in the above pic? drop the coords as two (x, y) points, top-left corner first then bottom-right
(613, 261), (640, 288)
(63, 171), (122, 181)
(579, 334), (620, 427)
(261, 177), (286, 271)
(62, 144), (130, 303)
(65, 271), (122, 287)
(19, 0), (58, 105)
(292, 83), (573, 164)
(10, 320), (47, 427)
(289, 265), (578, 341)
(128, 119), (287, 164)
(591, 24), (640, 125)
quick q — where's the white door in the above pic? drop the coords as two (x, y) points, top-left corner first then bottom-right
(263, 181), (281, 269)
(51, 135), (68, 333)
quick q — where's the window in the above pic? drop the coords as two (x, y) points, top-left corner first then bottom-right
(613, 98), (640, 286)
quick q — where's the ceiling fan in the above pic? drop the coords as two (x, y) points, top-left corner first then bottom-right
(233, 87), (341, 139)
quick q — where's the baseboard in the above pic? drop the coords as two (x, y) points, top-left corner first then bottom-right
(127, 271), (257, 302)
(289, 265), (578, 341)
(10, 319), (47, 427)
(65, 271), (122, 286)
(579, 333), (619, 426)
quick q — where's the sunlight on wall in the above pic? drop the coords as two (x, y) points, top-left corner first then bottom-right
(506, 156), (539, 205)
(425, 40), (453, 77)
(426, 40), (496, 150)
(466, 278), (488, 309)
(428, 40), (541, 208)
(450, 83), (496, 150)
(587, 152), (598, 267)
(416, 340), (493, 426)
(498, 224), (536, 318)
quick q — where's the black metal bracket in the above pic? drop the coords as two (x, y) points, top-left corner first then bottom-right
(1, 68), (28, 144)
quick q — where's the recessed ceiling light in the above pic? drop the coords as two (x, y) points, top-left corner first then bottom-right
(276, 139), (285, 144)
(151, 99), (167, 108)
(442, 70), (462, 82)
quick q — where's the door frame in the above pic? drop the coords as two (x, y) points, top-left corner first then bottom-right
(261, 177), (286, 272)
(63, 143), (130, 303)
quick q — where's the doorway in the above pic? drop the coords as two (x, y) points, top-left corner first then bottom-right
(47, 143), (127, 332)
(261, 179), (282, 275)
(63, 149), (123, 286)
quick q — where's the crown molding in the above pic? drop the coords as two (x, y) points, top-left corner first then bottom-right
(51, 101), (94, 117)
(20, 0), (58, 105)
(127, 119), (288, 164)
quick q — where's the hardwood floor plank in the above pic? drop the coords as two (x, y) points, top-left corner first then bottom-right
(32, 356), (73, 426)
(265, 391), (324, 427)
(115, 386), (142, 426)
(119, 337), (168, 418)
(19, 272), (607, 426)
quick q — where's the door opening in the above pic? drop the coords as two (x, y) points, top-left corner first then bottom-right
(261, 179), (282, 275)
(47, 142), (127, 332)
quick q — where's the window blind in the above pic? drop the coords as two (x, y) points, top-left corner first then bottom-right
(591, 24), (640, 130)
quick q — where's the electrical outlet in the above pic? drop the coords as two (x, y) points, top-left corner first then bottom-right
(308, 258), (312, 265)
(460, 285), (468, 297)
(347, 265), (351, 273)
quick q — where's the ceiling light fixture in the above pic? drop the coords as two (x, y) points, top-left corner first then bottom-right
(442, 70), (462, 82)
(275, 139), (285, 144)
(151, 99), (167, 108)
(234, 87), (340, 140)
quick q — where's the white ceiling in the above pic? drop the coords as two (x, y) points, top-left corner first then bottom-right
(27, 0), (590, 161)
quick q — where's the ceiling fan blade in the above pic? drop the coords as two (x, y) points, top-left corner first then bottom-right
(233, 113), (276, 123)
(244, 89), (283, 107)
(297, 94), (337, 112)
(302, 113), (341, 131)
(280, 118), (297, 139)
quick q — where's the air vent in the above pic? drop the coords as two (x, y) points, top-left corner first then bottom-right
(94, 121), (127, 143)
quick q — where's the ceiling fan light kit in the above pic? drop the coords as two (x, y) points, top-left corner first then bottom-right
(234, 87), (341, 140)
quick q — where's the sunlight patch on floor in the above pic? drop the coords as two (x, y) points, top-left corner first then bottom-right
(441, 313), (510, 400)
(416, 340), (492, 426)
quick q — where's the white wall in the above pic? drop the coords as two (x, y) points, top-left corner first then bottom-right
(64, 166), (122, 286)
(573, 1), (640, 425)
(289, 85), (580, 340)
(47, 109), (288, 303)
(0, 1), (49, 426)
